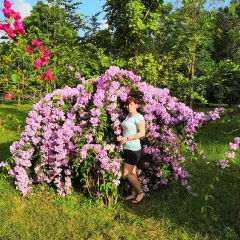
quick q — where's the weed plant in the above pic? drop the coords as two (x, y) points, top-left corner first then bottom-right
(0, 101), (240, 239)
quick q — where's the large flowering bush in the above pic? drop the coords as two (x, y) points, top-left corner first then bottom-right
(7, 66), (225, 204)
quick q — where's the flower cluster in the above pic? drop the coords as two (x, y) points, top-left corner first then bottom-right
(0, 0), (24, 37)
(0, 1), (54, 83)
(217, 137), (240, 169)
(26, 39), (54, 81)
(7, 66), (225, 199)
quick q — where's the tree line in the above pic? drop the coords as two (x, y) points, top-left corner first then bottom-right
(0, 0), (240, 106)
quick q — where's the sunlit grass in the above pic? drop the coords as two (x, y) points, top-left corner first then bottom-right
(0, 100), (33, 161)
(0, 101), (240, 239)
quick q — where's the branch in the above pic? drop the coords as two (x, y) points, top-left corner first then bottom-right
(221, 127), (240, 135)
(143, 0), (154, 22)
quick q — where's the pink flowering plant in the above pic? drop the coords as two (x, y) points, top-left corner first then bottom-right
(0, 0), (54, 104)
(0, 0), (24, 37)
(4, 66), (226, 204)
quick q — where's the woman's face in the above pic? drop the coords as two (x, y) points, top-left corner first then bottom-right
(126, 101), (137, 113)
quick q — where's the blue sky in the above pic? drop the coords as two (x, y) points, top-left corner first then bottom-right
(26, 0), (105, 16)
(0, 0), (107, 36)
(0, 0), (105, 19)
(0, 0), (230, 32)
(1, 0), (230, 20)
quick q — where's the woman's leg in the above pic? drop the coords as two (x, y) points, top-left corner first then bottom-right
(123, 163), (143, 198)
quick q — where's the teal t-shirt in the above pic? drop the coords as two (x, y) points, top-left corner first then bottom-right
(121, 113), (144, 151)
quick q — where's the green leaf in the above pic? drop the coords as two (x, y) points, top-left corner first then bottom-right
(11, 74), (20, 83)
(6, 18), (12, 25)
(205, 195), (209, 201)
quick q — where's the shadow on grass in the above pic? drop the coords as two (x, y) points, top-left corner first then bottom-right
(0, 141), (16, 161)
(122, 164), (240, 239)
(0, 106), (31, 132)
(0, 103), (31, 150)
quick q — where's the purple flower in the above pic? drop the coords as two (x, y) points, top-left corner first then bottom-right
(0, 161), (8, 167)
(225, 152), (235, 159)
(66, 65), (74, 71)
(86, 133), (93, 143)
(181, 179), (188, 186)
(187, 145), (195, 151)
(234, 137), (240, 144)
(229, 142), (239, 151)
(75, 73), (81, 79)
(112, 179), (120, 186)
(90, 117), (100, 127)
(217, 160), (229, 169)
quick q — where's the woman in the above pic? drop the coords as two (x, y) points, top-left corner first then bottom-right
(119, 97), (146, 204)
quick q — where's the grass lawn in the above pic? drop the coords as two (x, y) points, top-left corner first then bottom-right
(0, 100), (240, 240)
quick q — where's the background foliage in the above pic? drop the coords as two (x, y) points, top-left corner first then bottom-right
(1, 0), (240, 105)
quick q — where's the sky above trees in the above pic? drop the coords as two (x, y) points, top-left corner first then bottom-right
(0, 0), (106, 23)
(0, 0), (108, 37)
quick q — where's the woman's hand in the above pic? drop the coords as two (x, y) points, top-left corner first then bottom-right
(119, 136), (128, 145)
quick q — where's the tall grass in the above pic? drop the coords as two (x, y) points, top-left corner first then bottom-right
(0, 101), (240, 240)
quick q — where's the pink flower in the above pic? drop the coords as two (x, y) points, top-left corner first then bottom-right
(5, 93), (12, 99)
(39, 46), (50, 57)
(34, 58), (42, 69)
(229, 142), (239, 151)
(0, 24), (5, 30)
(225, 152), (235, 159)
(0, 23), (15, 37)
(40, 45), (45, 51)
(2, 8), (14, 18)
(45, 69), (54, 81)
(13, 20), (25, 34)
(40, 57), (48, 65)
(43, 50), (50, 57)
(26, 45), (33, 55)
(187, 145), (194, 151)
(31, 39), (42, 46)
(38, 75), (45, 80)
(4, 0), (13, 9)
(12, 11), (21, 20)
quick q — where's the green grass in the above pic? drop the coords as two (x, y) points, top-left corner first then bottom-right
(0, 100), (33, 161)
(0, 101), (240, 240)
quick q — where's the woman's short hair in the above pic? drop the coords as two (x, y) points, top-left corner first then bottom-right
(125, 96), (138, 106)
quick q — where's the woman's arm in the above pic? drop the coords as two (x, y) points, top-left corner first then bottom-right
(127, 120), (145, 141)
(119, 120), (145, 144)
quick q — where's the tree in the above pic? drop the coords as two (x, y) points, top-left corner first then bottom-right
(211, 2), (240, 105)
(21, 0), (114, 89)
(22, 0), (81, 47)
(162, 0), (216, 106)
(103, 0), (164, 58)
